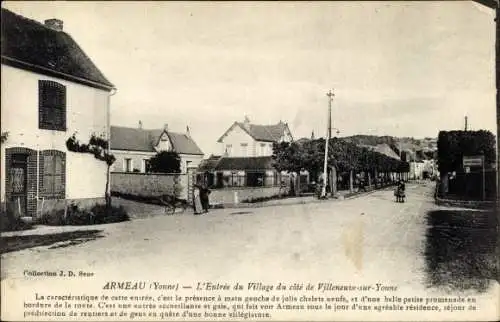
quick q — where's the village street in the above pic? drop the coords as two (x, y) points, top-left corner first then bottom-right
(2, 182), (496, 293)
(2, 182), (499, 320)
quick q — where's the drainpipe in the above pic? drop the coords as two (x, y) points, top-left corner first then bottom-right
(496, 3), (499, 205)
(106, 88), (117, 200)
(36, 136), (40, 216)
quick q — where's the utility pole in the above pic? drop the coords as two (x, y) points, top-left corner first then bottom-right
(321, 89), (334, 198)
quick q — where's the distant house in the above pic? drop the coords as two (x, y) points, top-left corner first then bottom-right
(110, 124), (204, 173)
(217, 117), (293, 157)
(403, 149), (437, 180)
(199, 117), (294, 188)
(1, 9), (115, 218)
(360, 143), (401, 160)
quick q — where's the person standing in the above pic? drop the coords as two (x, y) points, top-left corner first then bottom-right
(202, 184), (211, 213)
(193, 183), (203, 215)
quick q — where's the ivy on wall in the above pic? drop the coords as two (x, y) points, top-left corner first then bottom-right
(0, 131), (8, 144)
(66, 133), (116, 165)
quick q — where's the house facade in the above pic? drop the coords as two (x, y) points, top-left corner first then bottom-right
(110, 124), (204, 173)
(198, 118), (294, 188)
(217, 117), (293, 157)
(1, 9), (115, 218)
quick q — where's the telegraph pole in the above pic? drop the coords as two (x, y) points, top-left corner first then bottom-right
(321, 89), (334, 198)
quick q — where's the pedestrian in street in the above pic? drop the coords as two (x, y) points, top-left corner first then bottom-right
(193, 182), (203, 215)
(200, 184), (211, 213)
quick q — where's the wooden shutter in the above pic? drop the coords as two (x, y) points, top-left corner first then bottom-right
(42, 152), (65, 198)
(39, 81), (66, 131)
(53, 154), (64, 195)
(43, 155), (55, 195)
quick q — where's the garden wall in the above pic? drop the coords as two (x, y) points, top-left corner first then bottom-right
(209, 186), (290, 205)
(111, 172), (187, 200)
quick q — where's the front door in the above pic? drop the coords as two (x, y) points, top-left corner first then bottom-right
(8, 154), (28, 217)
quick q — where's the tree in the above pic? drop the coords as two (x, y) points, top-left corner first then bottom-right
(148, 151), (181, 173)
(437, 130), (496, 173)
(0, 132), (8, 144)
(272, 137), (409, 186)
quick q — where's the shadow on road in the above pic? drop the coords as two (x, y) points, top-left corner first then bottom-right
(0, 230), (105, 255)
(424, 208), (498, 293)
(230, 211), (254, 215)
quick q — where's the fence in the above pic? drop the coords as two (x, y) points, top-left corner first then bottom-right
(446, 169), (496, 201)
(110, 172), (188, 200)
(201, 171), (291, 189)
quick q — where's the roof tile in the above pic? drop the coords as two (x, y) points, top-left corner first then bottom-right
(110, 126), (203, 155)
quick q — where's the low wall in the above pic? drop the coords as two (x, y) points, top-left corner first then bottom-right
(435, 196), (495, 210)
(111, 172), (187, 200)
(208, 186), (290, 205)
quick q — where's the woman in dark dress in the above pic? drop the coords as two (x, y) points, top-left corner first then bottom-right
(200, 184), (211, 213)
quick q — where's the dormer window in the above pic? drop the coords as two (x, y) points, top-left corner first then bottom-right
(156, 133), (171, 151)
(39, 80), (66, 131)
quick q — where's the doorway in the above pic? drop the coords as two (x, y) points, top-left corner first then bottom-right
(8, 153), (28, 217)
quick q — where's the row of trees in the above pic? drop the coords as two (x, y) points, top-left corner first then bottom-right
(272, 138), (410, 181)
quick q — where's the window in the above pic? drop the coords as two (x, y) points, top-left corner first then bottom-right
(260, 143), (266, 156)
(225, 144), (232, 156)
(39, 80), (66, 131)
(41, 153), (65, 198)
(142, 159), (150, 173)
(124, 158), (133, 172)
(240, 143), (248, 157)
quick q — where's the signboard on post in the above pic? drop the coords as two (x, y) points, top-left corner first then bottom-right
(463, 155), (484, 167)
(463, 155), (486, 200)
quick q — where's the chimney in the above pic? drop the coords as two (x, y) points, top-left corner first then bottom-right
(186, 126), (191, 137)
(243, 116), (251, 129)
(138, 120), (143, 129)
(44, 19), (64, 31)
(163, 123), (169, 132)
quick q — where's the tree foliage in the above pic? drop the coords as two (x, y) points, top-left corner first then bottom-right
(0, 132), (8, 144)
(437, 130), (496, 173)
(272, 138), (409, 175)
(148, 151), (181, 173)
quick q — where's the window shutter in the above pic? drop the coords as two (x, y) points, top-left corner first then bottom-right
(43, 155), (55, 195)
(39, 81), (67, 131)
(41, 152), (65, 198)
(54, 154), (65, 195)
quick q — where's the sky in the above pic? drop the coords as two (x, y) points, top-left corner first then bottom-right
(3, 1), (497, 155)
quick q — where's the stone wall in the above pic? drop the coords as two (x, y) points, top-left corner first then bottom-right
(208, 186), (290, 206)
(111, 172), (187, 200)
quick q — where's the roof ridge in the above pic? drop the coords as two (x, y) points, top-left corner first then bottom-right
(1, 8), (57, 33)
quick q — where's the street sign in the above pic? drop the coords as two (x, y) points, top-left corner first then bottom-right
(463, 155), (484, 167)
